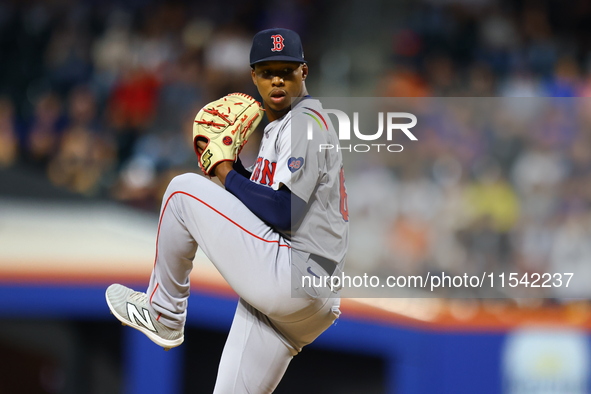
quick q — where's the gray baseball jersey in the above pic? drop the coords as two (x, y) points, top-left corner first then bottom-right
(249, 97), (349, 265)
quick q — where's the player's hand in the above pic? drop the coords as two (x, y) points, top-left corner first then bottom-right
(196, 140), (207, 154)
(196, 140), (232, 182)
(213, 161), (233, 184)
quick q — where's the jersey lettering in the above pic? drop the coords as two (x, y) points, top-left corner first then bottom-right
(271, 35), (285, 52)
(251, 157), (263, 182)
(251, 157), (277, 186)
(260, 159), (277, 185)
(339, 167), (349, 222)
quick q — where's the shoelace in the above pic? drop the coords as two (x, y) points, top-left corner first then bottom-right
(129, 291), (148, 303)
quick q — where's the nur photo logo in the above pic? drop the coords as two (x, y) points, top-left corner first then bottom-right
(306, 108), (418, 153)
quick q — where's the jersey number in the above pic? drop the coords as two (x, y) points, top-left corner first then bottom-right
(339, 167), (349, 222)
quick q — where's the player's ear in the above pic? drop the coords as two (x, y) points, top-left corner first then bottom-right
(301, 64), (308, 80)
(251, 68), (258, 86)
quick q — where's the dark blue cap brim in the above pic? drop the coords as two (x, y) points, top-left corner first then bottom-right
(250, 55), (307, 67)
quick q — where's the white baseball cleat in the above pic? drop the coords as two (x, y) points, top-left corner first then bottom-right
(105, 284), (184, 350)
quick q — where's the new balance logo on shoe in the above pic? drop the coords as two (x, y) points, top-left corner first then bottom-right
(106, 284), (183, 350)
(127, 303), (157, 332)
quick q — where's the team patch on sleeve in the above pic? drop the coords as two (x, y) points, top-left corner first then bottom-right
(288, 157), (304, 173)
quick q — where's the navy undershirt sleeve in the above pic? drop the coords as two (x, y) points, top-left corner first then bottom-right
(233, 157), (252, 178)
(225, 170), (307, 232)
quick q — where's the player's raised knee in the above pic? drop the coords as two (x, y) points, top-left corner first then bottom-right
(165, 172), (205, 195)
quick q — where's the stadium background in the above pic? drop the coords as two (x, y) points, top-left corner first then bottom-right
(1, 0), (591, 392)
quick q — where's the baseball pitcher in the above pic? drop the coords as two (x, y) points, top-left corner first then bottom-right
(106, 28), (349, 393)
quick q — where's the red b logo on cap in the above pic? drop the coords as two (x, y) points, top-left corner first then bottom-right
(271, 34), (284, 52)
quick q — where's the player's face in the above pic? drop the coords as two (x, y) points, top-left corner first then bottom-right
(251, 61), (308, 121)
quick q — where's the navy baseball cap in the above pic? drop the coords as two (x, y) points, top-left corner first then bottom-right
(250, 28), (306, 67)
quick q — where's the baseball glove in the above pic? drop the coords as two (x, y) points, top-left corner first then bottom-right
(193, 93), (264, 176)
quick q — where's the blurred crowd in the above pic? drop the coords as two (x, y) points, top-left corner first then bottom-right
(380, 0), (591, 98)
(346, 98), (591, 300)
(1, 0), (591, 299)
(0, 0), (314, 209)
(344, 0), (591, 299)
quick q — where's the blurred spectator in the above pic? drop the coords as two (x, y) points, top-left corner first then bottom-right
(65, 85), (100, 130)
(455, 158), (518, 274)
(46, 86), (115, 194)
(107, 66), (160, 168)
(0, 97), (18, 168)
(498, 70), (544, 97)
(151, 53), (204, 134)
(424, 54), (459, 96)
(110, 109), (196, 211)
(378, 66), (431, 97)
(543, 56), (582, 97)
(465, 158), (520, 234)
(203, 24), (255, 99)
(132, 6), (180, 75)
(520, 2), (557, 78)
(465, 62), (496, 96)
(345, 165), (399, 274)
(90, 8), (134, 104)
(25, 92), (64, 168)
(566, 134), (591, 203)
(549, 206), (591, 299)
(511, 139), (567, 221)
(429, 158), (469, 275)
(385, 214), (432, 276)
(46, 125), (114, 194)
(44, 11), (92, 95)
